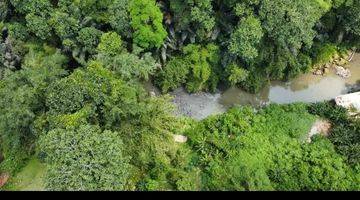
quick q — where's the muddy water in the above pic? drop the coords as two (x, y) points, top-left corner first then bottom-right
(145, 54), (360, 120)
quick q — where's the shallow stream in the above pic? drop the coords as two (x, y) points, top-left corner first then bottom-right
(145, 54), (360, 120)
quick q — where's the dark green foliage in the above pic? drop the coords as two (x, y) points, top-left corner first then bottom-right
(108, 0), (131, 38)
(0, 44), (67, 173)
(156, 57), (191, 93)
(343, 0), (360, 37)
(77, 27), (103, 55)
(308, 102), (360, 166)
(0, 1), (9, 21)
(25, 13), (52, 40)
(1, 0), (357, 93)
(170, 0), (216, 41)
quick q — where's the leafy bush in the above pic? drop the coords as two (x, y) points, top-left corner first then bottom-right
(0, 44), (67, 174)
(185, 104), (357, 190)
(39, 124), (131, 191)
(312, 43), (338, 67)
(182, 43), (220, 93)
(129, 0), (167, 49)
(156, 57), (191, 93)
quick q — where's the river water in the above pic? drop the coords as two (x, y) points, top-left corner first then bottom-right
(145, 54), (360, 120)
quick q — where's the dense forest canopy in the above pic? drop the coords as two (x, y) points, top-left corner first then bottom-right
(0, 0), (359, 191)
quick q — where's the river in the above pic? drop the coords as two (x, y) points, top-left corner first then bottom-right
(145, 54), (360, 120)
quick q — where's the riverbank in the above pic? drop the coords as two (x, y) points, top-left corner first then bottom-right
(155, 53), (360, 120)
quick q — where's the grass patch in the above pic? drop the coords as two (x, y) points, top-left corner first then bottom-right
(1, 157), (46, 191)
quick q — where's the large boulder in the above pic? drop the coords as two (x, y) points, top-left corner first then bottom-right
(335, 92), (360, 113)
(173, 134), (188, 143)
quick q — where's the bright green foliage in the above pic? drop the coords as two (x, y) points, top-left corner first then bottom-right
(1, 157), (45, 191)
(129, 0), (167, 49)
(156, 57), (191, 93)
(25, 14), (52, 40)
(186, 104), (357, 190)
(312, 43), (338, 67)
(117, 96), (199, 191)
(45, 63), (197, 191)
(271, 136), (355, 190)
(229, 16), (263, 61)
(45, 61), (140, 118)
(97, 32), (124, 56)
(182, 44), (220, 92)
(226, 64), (249, 86)
(39, 124), (131, 191)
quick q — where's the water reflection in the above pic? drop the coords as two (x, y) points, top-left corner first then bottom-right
(220, 53), (360, 108)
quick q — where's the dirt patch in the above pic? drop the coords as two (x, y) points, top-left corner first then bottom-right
(307, 119), (332, 143)
(0, 173), (10, 188)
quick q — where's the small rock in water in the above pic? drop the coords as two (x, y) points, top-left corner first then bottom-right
(335, 66), (351, 78)
(335, 92), (360, 112)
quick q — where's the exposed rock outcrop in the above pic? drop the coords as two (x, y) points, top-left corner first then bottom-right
(335, 92), (360, 117)
(173, 134), (188, 143)
(306, 120), (332, 143)
(335, 65), (351, 78)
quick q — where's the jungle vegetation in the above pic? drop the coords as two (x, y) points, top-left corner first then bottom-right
(0, 0), (359, 191)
